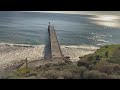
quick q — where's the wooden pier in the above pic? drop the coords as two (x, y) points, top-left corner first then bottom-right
(48, 25), (64, 61)
(20, 24), (68, 69)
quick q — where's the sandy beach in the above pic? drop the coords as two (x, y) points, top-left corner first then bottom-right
(0, 43), (99, 71)
(61, 45), (99, 62)
(0, 43), (45, 71)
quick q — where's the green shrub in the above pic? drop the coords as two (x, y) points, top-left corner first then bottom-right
(77, 60), (89, 68)
(87, 56), (94, 61)
(105, 46), (109, 48)
(105, 51), (109, 58)
(16, 68), (31, 76)
(79, 66), (88, 79)
(94, 61), (120, 74)
(112, 64), (120, 72)
(83, 70), (102, 79)
(95, 55), (100, 61)
(61, 70), (73, 79)
(43, 70), (59, 79)
(110, 48), (120, 64)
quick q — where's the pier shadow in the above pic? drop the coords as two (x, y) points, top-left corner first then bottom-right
(44, 29), (52, 60)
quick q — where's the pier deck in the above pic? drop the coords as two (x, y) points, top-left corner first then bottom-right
(48, 25), (64, 60)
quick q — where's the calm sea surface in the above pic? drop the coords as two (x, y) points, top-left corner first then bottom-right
(0, 11), (120, 47)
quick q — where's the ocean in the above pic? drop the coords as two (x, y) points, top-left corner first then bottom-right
(0, 11), (120, 47)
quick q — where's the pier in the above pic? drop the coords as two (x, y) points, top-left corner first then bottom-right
(20, 24), (68, 69)
(48, 24), (64, 61)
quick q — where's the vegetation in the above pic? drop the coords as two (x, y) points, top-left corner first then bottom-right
(78, 44), (120, 79)
(2, 44), (120, 79)
(2, 62), (83, 79)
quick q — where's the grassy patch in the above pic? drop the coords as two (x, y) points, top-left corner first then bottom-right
(15, 68), (31, 76)
(94, 44), (120, 59)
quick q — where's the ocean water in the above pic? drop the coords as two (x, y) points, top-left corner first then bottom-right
(0, 11), (120, 47)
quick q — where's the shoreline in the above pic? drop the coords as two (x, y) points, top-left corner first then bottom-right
(0, 43), (100, 71)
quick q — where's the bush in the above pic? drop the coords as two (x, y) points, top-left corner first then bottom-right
(83, 70), (112, 79)
(77, 61), (89, 68)
(79, 66), (88, 79)
(105, 46), (109, 48)
(99, 65), (113, 74)
(95, 55), (100, 61)
(105, 51), (109, 58)
(43, 70), (59, 79)
(112, 64), (120, 72)
(62, 70), (73, 79)
(83, 70), (102, 79)
(100, 73), (109, 79)
(94, 61), (112, 74)
(0, 71), (18, 79)
(108, 74), (120, 79)
(112, 48), (120, 60)
(44, 63), (52, 68)
(95, 61), (120, 74)
(87, 56), (94, 61)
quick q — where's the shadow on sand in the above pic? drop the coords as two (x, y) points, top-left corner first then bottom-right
(44, 29), (52, 60)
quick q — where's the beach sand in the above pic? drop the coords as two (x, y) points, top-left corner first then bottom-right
(61, 45), (99, 62)
(0, 43), (45, 71)
(0, 43), (99, 71)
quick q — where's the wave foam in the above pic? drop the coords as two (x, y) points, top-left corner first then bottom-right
(97, 39), (109, 43)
